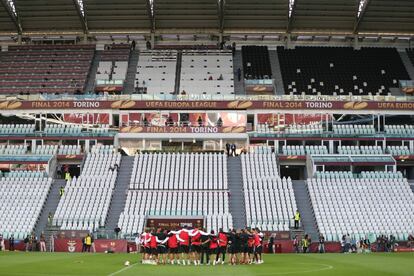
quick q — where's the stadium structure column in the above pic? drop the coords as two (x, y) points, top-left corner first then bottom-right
(286, 34), (293, 49)
(353, 35), (361, 50)
(150, 33), (155, 49)
(17, 34), (21, 44)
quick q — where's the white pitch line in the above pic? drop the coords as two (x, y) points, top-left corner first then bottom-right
(107, 262), (139, 276)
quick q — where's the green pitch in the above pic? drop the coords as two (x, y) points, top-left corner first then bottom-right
(0, 252), (413, 276)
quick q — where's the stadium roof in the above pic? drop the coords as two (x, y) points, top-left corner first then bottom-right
(0, 0), (413, 36)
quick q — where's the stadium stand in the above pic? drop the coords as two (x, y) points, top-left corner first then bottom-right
(386, 146), (412, 156)
(241, 152), (297, 231)
(282, 145), (328, 155)
(337, 146), (384, 155)
(0, 45), (94, 94)
(278, 47), (410, 95)
(384, 125), (414, 136)
(0, 144), (27, 155)
(180, 50), (234, 95)
(333, 124), (376, 135)
(0, 175), (52, 239)
(308, 177), (414, 241)
(135, 50), (177, 95)
(129, 153), (228, 190)
(95, 44), (130, 88)
(0, 124), (35, 135)
(118, 152), (232, 235)
(53, 147), (120, 231)
(242, 46), (272, 79)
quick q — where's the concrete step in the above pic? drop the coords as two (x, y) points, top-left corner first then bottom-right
(227, 156), (246, 229)
(34, 179), (66, 237)
(269, 50), (285, 95)
(124, 50), (139, 94)
(84, 50), (100, 93)
(399, 50), (414, 80)
(233, 50), (245, 95)
(292, 180), (319, 240)
(105, 156), (135, 231)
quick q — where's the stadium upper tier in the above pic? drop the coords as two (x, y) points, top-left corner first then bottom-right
(278, 47), (410, 96)
(0, 44), (412, 97)
(0, 45), (94, 94)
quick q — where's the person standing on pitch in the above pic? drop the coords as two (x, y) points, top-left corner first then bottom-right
(40, 233), (47, 252)
(216, 228), (228, 264)
(318, 234), (326, 253)
(8, 235), (14, 251)
(167, 229), (179, 264)
(293, 210), (301, 229)
(200, 229), (211, 265)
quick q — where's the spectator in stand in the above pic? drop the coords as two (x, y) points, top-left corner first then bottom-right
(59, 186), (65, 198)
(225, 143), (231, 156)
(293, 235), (300, 253)
(48, 212), (53, 226)
(216, 117), (223, 127)
(131, 40), (136, 51)
(9, 235), (14, 251)
(197, 116), (203, 127)
(293, 210), (301, 229)
(40, 233), (46, 252)
(208, 75), (213, 81)
(218, 74), (223, 80)
(230, 144), (236, 156)
(318, 234), (325, 253)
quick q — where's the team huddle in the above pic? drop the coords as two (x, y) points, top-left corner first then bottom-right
(139, 227), (265, 265)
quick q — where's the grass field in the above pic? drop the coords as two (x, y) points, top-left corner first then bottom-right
(0, 252), (413, 276)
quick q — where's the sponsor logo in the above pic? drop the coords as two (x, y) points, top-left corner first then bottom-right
(67, 240), (77, 253)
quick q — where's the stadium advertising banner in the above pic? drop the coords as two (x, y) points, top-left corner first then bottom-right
(119, 126), (246, 134)
(1, 99), (414, 111)
(146, 218), (203, 230)
(54, 239), (127, 253)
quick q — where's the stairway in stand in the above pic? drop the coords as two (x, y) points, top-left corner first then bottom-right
(84, 50), (101, 93)
(124, 50), (139, 94)
(105, 156), (135, 232)
(34, 178), (66, 250)
(227, 156), (246, 229)
(292, 180), (319, 240)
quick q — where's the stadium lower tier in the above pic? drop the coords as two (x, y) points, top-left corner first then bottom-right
(0, 151), (413, 242)
(308, 178), (414, 241)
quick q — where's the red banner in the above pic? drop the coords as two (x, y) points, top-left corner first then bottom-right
(1, 99), (414, 111)
(54, 239), (127, 253)
(63, 113), (110, 124)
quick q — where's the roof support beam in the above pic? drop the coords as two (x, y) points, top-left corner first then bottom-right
(354, 0), (370, 34)
(72, 0), (88, 34)
(147, 0), (155, 32)
(287, 0), (297, 33)
(219, 0), (225, 33)
(1, 0), (22, 34)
